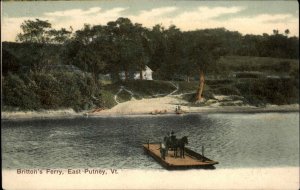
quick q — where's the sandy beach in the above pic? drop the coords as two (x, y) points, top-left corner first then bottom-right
(2, 96), (299, 120)
(94, 96), (299, 116)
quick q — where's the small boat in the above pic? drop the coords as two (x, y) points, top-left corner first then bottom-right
(150, 109), (168, 115)
(175, 110), (185, 115)
(143, 143), (219, 170)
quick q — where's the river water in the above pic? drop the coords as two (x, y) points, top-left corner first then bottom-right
(1, 113), (299, 169)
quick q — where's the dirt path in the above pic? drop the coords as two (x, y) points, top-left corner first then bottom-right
(114, 86), (135, 104)
(114, 81), (179, 103)
(168, 81), (179, 95)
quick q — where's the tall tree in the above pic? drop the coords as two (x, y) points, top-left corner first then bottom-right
(284, 29), (290, 36)
(48, 28), (72, 44)
(152, 25), (183, 80)
(64, 24), (108, 81)
(105, 17), (150, 81)
(16, 19), (72, 72)
(16, 19), (52, 43)
(106, 18), (135, 80)
(186, 30), (222, 102)
(147, 24), (167, 74)
(163, 25), (184, 80)
(132, 23), (151, 80)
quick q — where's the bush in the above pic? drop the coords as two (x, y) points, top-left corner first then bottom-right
(29, 72), (62, 109)
(100, 90), (117, 108)
(2, 71), (104, 111)
(236, 78), (299, 105)
(176, 81), (199, 94)
(212, 86), (240, 96)
(182, 93), (196, 102)
(2, 73), (41, 110)
(52, 72), (103, 111)
(52, 72), (85, 110)
(117, 90), (132, 103)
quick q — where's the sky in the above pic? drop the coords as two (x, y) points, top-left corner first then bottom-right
(1, 0), (299, 42)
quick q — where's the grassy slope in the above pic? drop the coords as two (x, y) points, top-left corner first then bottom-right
(102, 80), (178, 108)
(217, 55), (299, 75)
(102, 56), (299, 108)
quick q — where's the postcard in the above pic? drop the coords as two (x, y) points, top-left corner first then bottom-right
(1, 0), (299, 189)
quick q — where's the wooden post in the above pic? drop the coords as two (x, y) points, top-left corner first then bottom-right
(147, 139), (150, 149)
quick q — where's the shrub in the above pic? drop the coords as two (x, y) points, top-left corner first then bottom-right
(29, 72), (62, 109)
(100, 90), (117, 109)
(2, 71), (104, 112)
(236, 78), (299, 105)
(2, 73), (41, 110)
(212, 86), (240, 96)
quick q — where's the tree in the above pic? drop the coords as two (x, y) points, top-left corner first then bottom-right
(16, 19), (52, 43)
(284, 29), (290, 36)
(105, 18), (134, 80)
(133, 23), (151, 80)
(273, 29), (279, 35)
(185, 30), (222, 102)
(163, 25), (184, 80)
(147, 24), (167, 74)
(48, 28), (72, 44)
(64, 25), (108, 81)
(104, 18), (151, 81)
(16, 19), (72, 72)
(151, 25), (184, 80)
(180, 35), (197, 82)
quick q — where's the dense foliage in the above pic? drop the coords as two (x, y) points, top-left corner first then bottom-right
(3, 72), (102, 111)
(2, 18), (299, 111)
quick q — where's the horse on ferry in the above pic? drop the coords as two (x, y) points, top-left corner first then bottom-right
(166, 136), (188, 158)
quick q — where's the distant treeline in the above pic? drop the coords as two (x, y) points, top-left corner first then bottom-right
(2, 18), (299, 111)
(3, 18), (299, 80)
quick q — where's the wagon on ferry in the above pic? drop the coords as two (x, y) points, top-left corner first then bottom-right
(143, 143), (219, 170)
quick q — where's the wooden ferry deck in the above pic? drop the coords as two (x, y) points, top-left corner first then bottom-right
(143, 143), (218, 169)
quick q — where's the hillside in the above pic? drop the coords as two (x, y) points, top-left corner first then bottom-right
(101, 77), (299, 110)
(2, 55), (299, 112)
(101, 55), (299, 109)
(216, 55), (299, 77)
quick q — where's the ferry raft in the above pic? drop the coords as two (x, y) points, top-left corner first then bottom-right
(143, 143), (219, 170)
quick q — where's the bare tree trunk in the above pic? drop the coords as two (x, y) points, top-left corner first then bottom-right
(196, 70), (205, 102)
(187, 75), (190, 83)
(140, 70), (143, 80)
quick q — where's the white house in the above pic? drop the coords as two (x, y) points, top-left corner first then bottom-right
(134, 66), (153, 80)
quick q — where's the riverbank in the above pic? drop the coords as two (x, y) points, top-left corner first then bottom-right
(95, 96), (299, 116)
(1, 109), (83, 120)
(2, 96), (299, 120)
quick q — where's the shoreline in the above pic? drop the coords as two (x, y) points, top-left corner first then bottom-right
(1, 109), (83, 120)
(2, 104), (299, 120)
